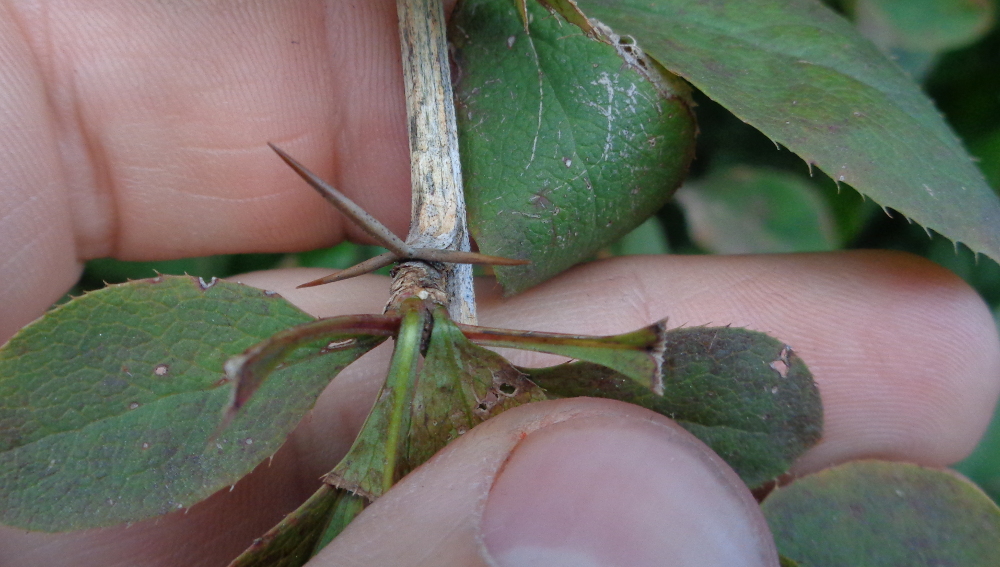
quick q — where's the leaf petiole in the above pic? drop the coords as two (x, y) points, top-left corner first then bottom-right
(379, 302), (425, 495)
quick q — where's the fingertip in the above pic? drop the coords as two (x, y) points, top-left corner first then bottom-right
(482, 410), (777, 567)
(478, 252), (1000, 474)
(793, 251), (1000, 473)
(314, 399), (777, 567)
(229, 268), (390, 319)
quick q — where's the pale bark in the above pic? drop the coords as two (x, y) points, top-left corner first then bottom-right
(393, 0), (476, 324)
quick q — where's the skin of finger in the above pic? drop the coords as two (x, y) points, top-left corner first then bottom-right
(473, 251), (1000, 475)
(230, 269), (394, 489)
(232, 250), (1000, 485)
(0, 0), (451, 343)
(0, 271), (389, 567)
(0, 443), (313, 567)
(310, 398), (776, 567)
(0, 3), (81, 343)
(0, 253), (992, 565)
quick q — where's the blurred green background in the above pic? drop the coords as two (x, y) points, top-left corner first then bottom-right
(71, 0), (1000, 501)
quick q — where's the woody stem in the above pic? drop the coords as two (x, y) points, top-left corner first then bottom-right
(391, 0), (476, 324)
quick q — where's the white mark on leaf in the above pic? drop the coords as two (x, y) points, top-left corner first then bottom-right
(198, 276), (218, 290)
(321, 339), (356, 353)
(154, 364), (169, 377)
(524, 34), (544, 171)
(593, 72), (616, 161)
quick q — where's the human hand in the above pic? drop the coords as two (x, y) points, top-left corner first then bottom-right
(1, 2), (998, 566)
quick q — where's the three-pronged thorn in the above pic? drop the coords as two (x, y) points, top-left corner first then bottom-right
(268, 143), (528, 288)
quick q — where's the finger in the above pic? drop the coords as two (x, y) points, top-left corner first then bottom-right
(0, 4), (81, 342)
(0, 0), (456, 339)
(474, 251), (1000, 475)
(232, 269), (394, 484)
(0, 271), (393, 567)
(313, 398), (778, 567)
(240, 250), (999, 482)
(232, 248), (1000, 484)
(0, 442), (312, 567)
(2, 252), (990, 565)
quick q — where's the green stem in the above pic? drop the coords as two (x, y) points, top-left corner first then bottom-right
(380, 303), (425, 494)
(313, 489), (368, 554)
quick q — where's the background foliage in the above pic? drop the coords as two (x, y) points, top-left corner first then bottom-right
(65, 0), (1000, 502)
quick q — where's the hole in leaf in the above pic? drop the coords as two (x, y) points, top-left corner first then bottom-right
(769, 359), (789, 378)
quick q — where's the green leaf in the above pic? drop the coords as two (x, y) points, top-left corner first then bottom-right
(675, 166), (838, 254)
(295, 243), (392, 276)
(846, 0), (995, 79)
(559, 0), (1000, 264)
(223, 314), (398, 413)
(956, 403), (1000, 503)
(970, 127), (1000, 191)
(81, 255), (284, 289)
(848, 0), (995, 54)
(762, 460), (1000, 566)
(461, 320), (668, 394)
(0, 276), (381, 531)
(523, 326), (822, 489)
(454, 0), (696, 293)
(227, 485), (344, 567)
(609, 216), (670, 256)
(407, 308), (547, 468)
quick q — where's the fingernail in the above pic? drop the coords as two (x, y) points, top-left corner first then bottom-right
(481, 415), (778, 567)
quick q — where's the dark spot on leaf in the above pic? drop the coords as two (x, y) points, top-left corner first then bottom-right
(498, 382), (517, 395)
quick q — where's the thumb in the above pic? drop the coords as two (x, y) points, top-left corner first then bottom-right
(311, 398), (778, 567)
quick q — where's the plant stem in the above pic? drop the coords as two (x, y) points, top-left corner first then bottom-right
(394, 0), (476, 324)
(380, 304), (424, 495)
